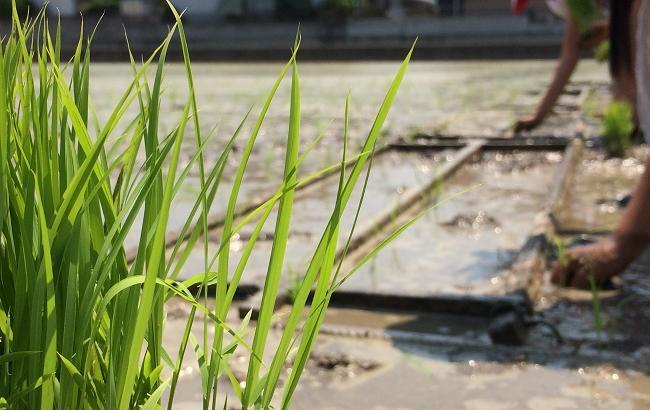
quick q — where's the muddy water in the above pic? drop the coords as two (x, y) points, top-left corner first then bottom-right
(257, 150), (452, 236)
(92, 61), (607, 150)
(124, 171), (285, 252)
(285, 305), (650, 410)
(162, 294), (650, 410)
(109, 60), (608, 254)
(288, 336), (650, 410)
(97, 60), (609, 191)
(555, 148), (648, 233)
(341, 151), (563, 296)
(111, 60), (650, 408)
(172, 150), (451, 284)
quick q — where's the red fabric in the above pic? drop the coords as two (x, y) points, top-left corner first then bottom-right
(511, 0), (528, 14)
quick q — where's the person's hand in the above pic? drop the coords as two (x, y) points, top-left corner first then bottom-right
(551, 237), (632, 289)
(514, 114), (542, 133)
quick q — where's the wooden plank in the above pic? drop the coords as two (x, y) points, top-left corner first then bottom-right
(515, 139), (583, 302)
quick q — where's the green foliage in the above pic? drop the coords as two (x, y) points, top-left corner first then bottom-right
(554, 237), (568, 268)
(588, 275), (604, 336)
(0, 1), (419, 408)
(602, 101), (634, 157)
(552, 236), (571, 287)
(594, 40), (609, 63)
(566, 0), (602, 33)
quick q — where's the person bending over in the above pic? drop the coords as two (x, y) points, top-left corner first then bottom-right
(513, 0), (635, 132)
(552, 0), (650, 288)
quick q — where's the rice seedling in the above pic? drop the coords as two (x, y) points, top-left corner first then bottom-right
(553, 236), (568, 266)
(552, 238), (605, 338)
(594, 40), (609, 63)
(588, 274), (604, 337)
(602, 101), (634, 157)
(0, 2), (427, 408)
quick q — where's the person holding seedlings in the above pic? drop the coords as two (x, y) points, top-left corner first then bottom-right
(552, 0), (650, 288)
(513, 0), (622, 132)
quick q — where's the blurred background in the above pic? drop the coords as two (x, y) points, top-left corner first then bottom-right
(1, 0), (568, 60)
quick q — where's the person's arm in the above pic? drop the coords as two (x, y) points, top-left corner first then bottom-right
(553, 157), (650, 288)
(515, 20), (582, 132)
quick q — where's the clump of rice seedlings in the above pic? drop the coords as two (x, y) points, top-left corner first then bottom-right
(552, 238), (605, 337)
(0, 1), (425, 409)
(594, 40), (609, 63)
(602, 101), (634, 157)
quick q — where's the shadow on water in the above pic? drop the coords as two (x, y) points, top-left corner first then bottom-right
(367, 248), (650, 376)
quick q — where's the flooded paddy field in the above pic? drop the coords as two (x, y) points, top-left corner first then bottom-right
(171, 149), (453, 286)
(94, 59), (650, 408)
(247, 150), (451, 238)
(96, 59), (609, 162)
(341, 151), (563, 297)
(110, 59), (609, 256)
(161, 139), (650, 409)
(163, 300), (650, 409)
